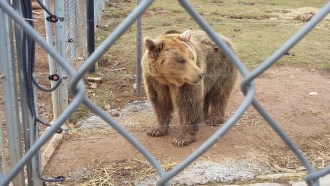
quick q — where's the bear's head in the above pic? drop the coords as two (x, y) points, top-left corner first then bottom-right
(144, 30), (205, 87)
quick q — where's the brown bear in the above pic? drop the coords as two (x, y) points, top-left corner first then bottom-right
(142, 29), (237, 147)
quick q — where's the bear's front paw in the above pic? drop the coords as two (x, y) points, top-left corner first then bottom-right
(173, 135), (196, 147)
(206, 116), (224, 126)
(147, 127), (168, 137)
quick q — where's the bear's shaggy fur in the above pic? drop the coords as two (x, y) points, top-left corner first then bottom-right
(142, 30), (237, 147)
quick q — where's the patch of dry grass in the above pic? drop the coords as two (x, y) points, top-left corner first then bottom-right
(66, 159), (177, 186)
(264, 134), (330, 173)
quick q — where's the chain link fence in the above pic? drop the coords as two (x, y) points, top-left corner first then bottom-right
(64, 0), (87, 69)
(64, 0), (109, 69)
(0, 0), (329, 186)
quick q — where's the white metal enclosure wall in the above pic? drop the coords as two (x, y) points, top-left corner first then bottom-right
(0, 0), (329, 186)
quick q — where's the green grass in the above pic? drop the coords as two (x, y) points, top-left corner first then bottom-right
(69, 105), (90, 124)
(97, 0), (330, 69)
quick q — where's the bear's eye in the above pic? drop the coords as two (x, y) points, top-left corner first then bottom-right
(177, 57), (186, 64)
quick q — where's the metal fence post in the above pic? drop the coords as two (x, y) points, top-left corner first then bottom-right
(87, 0), (95, 73)
(54, 0), (69, 117)
(0, 3), (25, 185)
(43, 0), (60, 119)
(18, 66), (37, 186)
(10, 0), (39, 184)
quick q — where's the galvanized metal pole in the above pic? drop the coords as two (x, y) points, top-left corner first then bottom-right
(18, 60), (37, 186)
(11, 0), (36, 184)
(15, 0), (44, 184)
(0, 3), (25, 185)
(136, 0), (142, 96)
(22, 1), (60, 184)
(87, 0), (95, 73)
(44, 0), (60, 119)
(54, 0), (69, 117)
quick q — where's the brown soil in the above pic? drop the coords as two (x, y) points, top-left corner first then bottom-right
(43, 66), (330, 185)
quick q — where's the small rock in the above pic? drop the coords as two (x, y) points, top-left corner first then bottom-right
(112, 112), (120, 117)
(132, 83), (137, 90)
(129, 106), (140, 112)
(109, 109), (120, 117)
(308, 92), (318, 96)
(97, 24), (110, 31)
(86, 76), (103, 82)
(234, 28), (240, 32)
(105, 104), (111, 110)
(122, 180), (129, 185)
(294, 11), (315, 22)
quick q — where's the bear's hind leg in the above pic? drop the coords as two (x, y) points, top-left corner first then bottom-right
(203, 92), (211, 123)
(206, 73), (236, 126)
(206, 94), (228, 126)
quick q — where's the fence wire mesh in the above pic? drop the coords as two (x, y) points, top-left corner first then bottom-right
(94, 0), (109, 27)
(0, 0), (329, 186)
(64, 0), (109, 69)
(64, 0), (88, 69)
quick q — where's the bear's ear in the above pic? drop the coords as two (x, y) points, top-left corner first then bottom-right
(179, 30), (192, 41)
(144, 37), (165, 55)
(144, 37), (157, 51)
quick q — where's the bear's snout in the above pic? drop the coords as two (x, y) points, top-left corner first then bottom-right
(187, 71), (205, 84)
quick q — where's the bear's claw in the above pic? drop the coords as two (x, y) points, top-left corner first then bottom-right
(206, 116), (224, 126)
(147, 127), (168, 137)
(173, 136), (196, 147)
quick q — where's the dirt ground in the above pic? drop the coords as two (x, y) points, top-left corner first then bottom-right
(43, 67), (330, 185)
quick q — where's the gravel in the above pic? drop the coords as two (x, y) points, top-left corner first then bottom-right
(136, 160), (270, 186)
